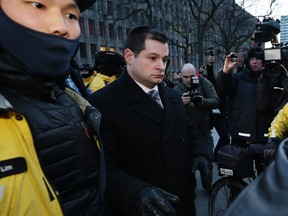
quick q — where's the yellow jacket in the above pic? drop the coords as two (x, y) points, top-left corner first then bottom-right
(82, 75), (95, 87)
(88, 73), (117, 93)
(269, 102), (288, 140)
(0, 95), (63, 215)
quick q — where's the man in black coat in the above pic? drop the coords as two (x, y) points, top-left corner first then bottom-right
(87, 26), (195, 216)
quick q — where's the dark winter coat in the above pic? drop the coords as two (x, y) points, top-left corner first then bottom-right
(87, 71), (195, 216)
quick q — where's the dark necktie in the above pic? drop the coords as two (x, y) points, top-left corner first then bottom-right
(148, 90), (163, 108)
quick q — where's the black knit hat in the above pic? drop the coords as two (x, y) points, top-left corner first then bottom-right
(247, 47), (264, 61)
(76, 0), (96, 12)
(244, 46), (264, 68)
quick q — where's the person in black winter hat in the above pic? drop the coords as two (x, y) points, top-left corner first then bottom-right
(216, 45), (285, 175)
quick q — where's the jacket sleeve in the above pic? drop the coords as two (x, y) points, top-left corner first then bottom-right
(268, 102), (288, 140)
(200, 77), (219, 110)
(216, 69), (237, 96)
(256, 75), (276, 113)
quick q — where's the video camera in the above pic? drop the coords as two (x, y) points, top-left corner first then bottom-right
(204, 46), (215, 56)
(262, 43), (288, 76)
(253, 17), (280, 43)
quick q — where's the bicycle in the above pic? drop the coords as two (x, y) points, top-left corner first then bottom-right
(208, 144), (267, 216)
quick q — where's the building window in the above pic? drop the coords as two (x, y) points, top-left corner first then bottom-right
(109, 24), (114, 39)
(79, 42), (87, 58)
(107, 1), (113, 15)
(116, 4), (122, 17)
(100, 46), (106, 51)
(118, 26), (123, 40)
(79, 17), (85, 34)
(126, 28), (130, 37)
(88, 19), (96, 36)
(91, 44), (97, 58)
(97, 1), (104, 13)
(99, 21), (105, 37)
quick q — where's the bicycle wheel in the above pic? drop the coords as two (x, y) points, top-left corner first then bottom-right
(208, 177), (247, 216)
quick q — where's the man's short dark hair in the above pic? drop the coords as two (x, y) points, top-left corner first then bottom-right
(125, 26), (169, 57)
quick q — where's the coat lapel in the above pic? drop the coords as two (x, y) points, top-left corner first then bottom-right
(117, 72), (163, 124)
(159, 84), (180, 142)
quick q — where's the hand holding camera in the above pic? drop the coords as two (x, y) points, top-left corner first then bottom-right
(189, 89), (203, 104)
(223, 53), (238, 74)
(182, 90), (203, 105)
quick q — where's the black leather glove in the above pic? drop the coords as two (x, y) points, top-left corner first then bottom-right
(130, 186), (180, 216)
(191, 155), (212, 193)
(264, 141), (279, 160)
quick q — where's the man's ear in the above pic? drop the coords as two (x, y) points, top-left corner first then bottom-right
(124, 49), (134, 65)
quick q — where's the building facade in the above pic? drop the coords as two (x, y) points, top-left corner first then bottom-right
(74, 0), (253, 73)
(280, 16), (288, 44)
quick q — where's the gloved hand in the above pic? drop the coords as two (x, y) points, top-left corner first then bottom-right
(191, 155), (212, 193)
(264, 141), (279, 160)
(130, 186), (180, 216)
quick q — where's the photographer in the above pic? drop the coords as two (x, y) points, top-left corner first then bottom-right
(217, 47), (273, 175)
(174, 63), (219, 193)
(200, 51), (231, 161)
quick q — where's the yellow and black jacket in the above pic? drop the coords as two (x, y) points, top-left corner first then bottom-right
(0, 85), (102, 215)
(88, 73), (117, 93)
(269, 102), (288, 140)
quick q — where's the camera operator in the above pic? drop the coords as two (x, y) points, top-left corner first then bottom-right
(174, 63), (219, 193)
(200, 51), (231, 161)
(217, 47), (274, 174)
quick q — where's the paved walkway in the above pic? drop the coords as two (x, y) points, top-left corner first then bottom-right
(195, 129), (221, 216)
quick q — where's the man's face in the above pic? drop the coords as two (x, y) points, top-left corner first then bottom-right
(0, 0), (81, 39)
(125, 39), (169, 89)
(181, 69), (195, 88)
(249, 57), (263, 72)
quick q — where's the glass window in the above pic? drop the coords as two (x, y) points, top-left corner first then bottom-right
(99, 21), (105, 37)
(107, 1), (113, 15)
(79, 17), (85, 34)
(109, 24), (114, 39)
(100, 46), (106, 51)
(91, 44), (97, 58)
(79, 42), (87, 58)
(118, 26), (123, 40)
(88, 19), (96, 36)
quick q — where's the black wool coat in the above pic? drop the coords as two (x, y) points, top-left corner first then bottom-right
(87, 71), (195, 216)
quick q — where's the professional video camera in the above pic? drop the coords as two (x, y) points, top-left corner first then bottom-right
(262, 43), (288, 76)
(204, 46), (215, 56)
(253, 17), (280, 43)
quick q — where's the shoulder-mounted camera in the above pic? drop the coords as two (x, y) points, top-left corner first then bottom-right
(262, 43), (288, 76)
(252, 17), (280, 43)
